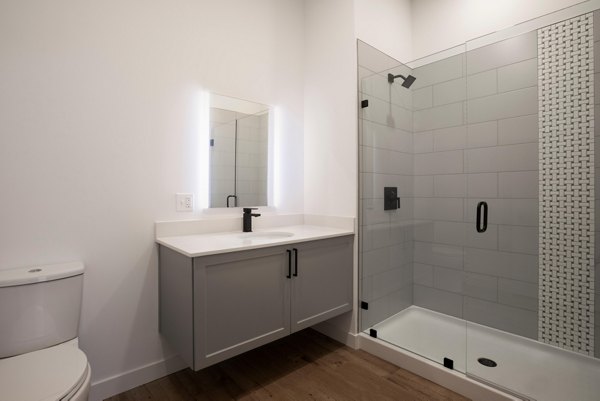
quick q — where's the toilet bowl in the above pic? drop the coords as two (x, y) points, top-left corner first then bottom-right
(0, 339), (90, 401)
(0, 262), (90, 401)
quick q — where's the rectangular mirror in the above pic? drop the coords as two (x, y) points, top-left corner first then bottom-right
(209, 94), (270, 208)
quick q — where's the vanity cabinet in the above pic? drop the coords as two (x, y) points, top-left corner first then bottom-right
(159, 235), (353, 371)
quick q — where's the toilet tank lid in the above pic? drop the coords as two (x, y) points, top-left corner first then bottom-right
(0, 262), (84, 287)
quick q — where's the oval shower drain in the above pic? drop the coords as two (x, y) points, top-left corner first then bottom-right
(477, 357), (497, 367)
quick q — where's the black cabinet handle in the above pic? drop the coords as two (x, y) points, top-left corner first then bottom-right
(293, 248), (298, 277)
(476, 201), (488, 233)
(286, 249), (292, 278)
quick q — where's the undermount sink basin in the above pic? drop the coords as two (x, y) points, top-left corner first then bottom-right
(236, 231), (294, 240)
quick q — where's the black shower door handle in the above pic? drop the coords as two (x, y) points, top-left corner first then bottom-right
(476, 201), (488, 233)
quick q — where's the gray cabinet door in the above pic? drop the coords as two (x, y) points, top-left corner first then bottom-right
(291, 235), (353, 332)
(193, 245), (291, 369)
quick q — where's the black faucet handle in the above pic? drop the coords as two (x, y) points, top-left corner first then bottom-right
(243, 207), (258, 214)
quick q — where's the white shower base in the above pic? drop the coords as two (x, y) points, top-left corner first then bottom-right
(370, 306), (600, 401)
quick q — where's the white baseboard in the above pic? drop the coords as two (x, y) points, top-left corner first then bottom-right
(89, 354), (187, 401)
(358, 334), (521, 401)
(312, 320), (359, 349)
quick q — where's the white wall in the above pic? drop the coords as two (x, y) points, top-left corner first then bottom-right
(355, 0), (413, 62)
(302, 0), (359, 342)
(0, 0), (304, 397)
(303, 0), (413, 218)
(411, 0), (588, 60)
(304, 0), (357, 217)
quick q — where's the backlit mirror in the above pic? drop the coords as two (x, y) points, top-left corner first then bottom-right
(209, 94), (270, 208)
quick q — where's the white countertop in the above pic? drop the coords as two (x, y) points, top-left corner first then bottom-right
(156, 224), (354, 257)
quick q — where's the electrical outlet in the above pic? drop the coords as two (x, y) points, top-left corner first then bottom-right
(176, 193), (194, 212)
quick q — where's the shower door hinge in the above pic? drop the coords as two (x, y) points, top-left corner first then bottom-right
(360, 301), (369, 310)
(443, 357), (454, 370)
(361, 99), (369, 108)
(369, 329), (378, 338)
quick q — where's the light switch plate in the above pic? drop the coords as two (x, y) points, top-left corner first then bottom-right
(176, 193), (194, 212)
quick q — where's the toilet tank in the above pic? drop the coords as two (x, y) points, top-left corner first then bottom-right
(0, 262), (84, 358)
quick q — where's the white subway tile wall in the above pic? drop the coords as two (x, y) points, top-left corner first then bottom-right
(466, 121), (497, 148)
(467, 70), (497, 99)
(464, 31), (538, 75)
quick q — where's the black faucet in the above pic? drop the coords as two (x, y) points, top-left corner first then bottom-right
(243, 208), (261, 232)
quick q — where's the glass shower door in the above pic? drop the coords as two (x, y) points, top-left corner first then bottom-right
(407, 44), (470, 372)
(462, 26), (541, 397)
(358, 40), (414, 335)
(464, 12), (600, 401)
(358, 39), (470, 372)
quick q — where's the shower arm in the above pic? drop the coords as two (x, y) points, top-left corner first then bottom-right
(388, 73), (406, 83)
(387, 73), (416, 88)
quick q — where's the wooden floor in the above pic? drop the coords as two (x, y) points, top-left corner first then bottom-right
(106, 329), (470, 401)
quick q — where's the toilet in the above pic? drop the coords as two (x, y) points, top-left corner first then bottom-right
(0, 262), (91, 401)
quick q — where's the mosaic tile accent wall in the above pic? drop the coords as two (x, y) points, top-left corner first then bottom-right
(594, 9), (600, 359)
(538, 13), (595, 355)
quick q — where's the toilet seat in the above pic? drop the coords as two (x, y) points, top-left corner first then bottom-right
(0, 341), (88, 401)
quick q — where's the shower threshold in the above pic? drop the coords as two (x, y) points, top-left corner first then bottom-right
(363, 306), (600, 401)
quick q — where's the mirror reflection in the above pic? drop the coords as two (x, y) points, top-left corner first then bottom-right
(209, 94), (269, 208)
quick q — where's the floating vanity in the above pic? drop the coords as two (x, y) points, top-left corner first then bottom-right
(156, 216), (354, 371)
